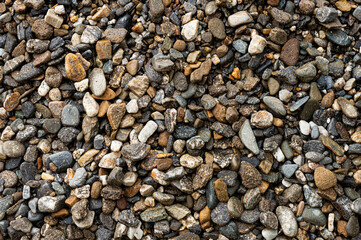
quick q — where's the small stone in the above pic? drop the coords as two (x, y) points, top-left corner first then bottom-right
(83, 92), (99, 117)
(280, 38), (300, 66)
(81, 26), (102, 44)
(165, 204), (191, 220)
(239, 119), (259, 154)
(326, 29), (351, 47)
(321, 135), (344, 156)
(251, 110), (273, 128)
(296, 63), (317, 82)
(314, 167), (337, 190)
(239, 161), (262, 189)
(263, 96), (286, 116)
(38, 196), (66, 213)
(140, 206), (168, 222)
(128, 76), (150, 97)
(180, 154), (203, 169)
(337, 97), (358, 119)
(3, 140), (25, 158)
(89, 68), (107, 97)
(276, 206), (298, 237)
(227, 11), (253, 27)
(302, 207), (327, 226)
(65, 53), (86, 81)
(269, 28), (287, 45)
(248, 35), (267, 55)
(211, 203), (231, 226)
(104, 28), (127, 43)
(213, 179), (229, 202)
(149, 0), (164, 18)
(260, 211), (278, 229)
(316, 7), (338, 22)
(270, 8), (292, 24)
(138, 121), (158, 143)
(106, 103), (126, 130)
(208, 18), (225, 40)
(44, 9), (63, 28)
(181, 20), (199, 41)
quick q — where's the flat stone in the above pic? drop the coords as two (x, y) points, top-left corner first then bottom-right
(228, 11), (253, 27)
(104, 28), (127, 43)
(263, 96), (286, 116)
(107, 103), (126, 130)
(239, 119), (259, 154)
(89, 68), (107, 97)
(276, 206), (298, 237)
(181, 20), (199, 41)
(3, 140), (25, 158)
(302, 207), (326, 226)
(140, 206), (168, 222)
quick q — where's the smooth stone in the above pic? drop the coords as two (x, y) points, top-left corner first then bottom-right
(89, 68), (107, 97)
(276, 206), (298, 237)
(61, 104), (80, 127)
(227, 11), (253, 27)
(83, 92), (99, 117)
(263, 96), (286, 116)
(302, 207), (327, 226)
(239, 119), (259, 154)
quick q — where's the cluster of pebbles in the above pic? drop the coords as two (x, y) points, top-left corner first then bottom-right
(1, 0), (361, 239)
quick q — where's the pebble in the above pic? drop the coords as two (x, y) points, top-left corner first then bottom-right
(276, 206), (298, 237)
(228, 11), (253, 27)
(138, 121), (158, 143)
(280, 38), (300, 66)
(314, 167), (337, 190)
(239, 119), (260, 154)
(181, 20), (199, 41)
(65, 53), (86, 82)
(89, 68), (107, 97)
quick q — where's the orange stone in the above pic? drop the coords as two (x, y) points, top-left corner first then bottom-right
(213, 178), (229, 202)
(98, 101), (111, 118)
(124, 178), (141, 198)
(51, 209), (69, 218)
(92, 88), (117, 101)
(4, 92), (20, 112)
(65, 196), (79, 207)
(107, 103), (126, 129)
(337, 220), (348, 237)
(96, 40), (112, 60)
(65, 53), (86, 81)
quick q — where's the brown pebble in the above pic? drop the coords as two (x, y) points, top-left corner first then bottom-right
(280, 38), (300, 66)
(314, 167), (337, 190)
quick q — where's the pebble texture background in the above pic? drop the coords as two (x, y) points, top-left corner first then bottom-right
(0, 0), (361, 239)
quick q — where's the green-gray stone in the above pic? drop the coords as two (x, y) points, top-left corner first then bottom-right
(302, 207), (326, 226)
(140, 206), (168, 222)
(300, 99), (319, 121)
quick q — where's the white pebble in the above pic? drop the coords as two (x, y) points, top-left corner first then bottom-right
(328, 213), (335, 232)
(299, 120), (310, 135)
(110, 140), (123, 152)
(318, 126), (329, 137)
(38, 80), (50, 97)
(126, 99), (139, 113)
(74, 78), (89, 92)
(273, 147), (285, 162)
(138, 121), (158, 143)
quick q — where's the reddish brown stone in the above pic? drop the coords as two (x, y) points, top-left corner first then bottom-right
(280, 38), (300, 66)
